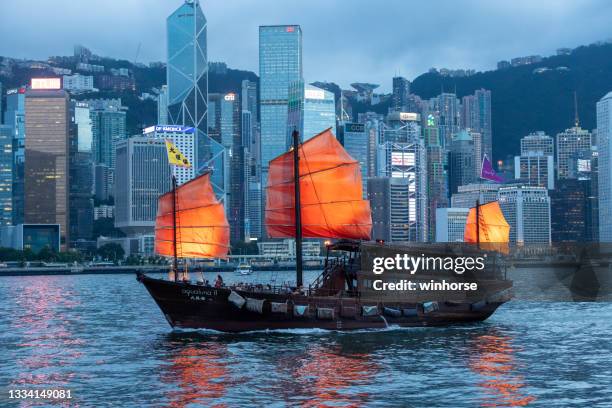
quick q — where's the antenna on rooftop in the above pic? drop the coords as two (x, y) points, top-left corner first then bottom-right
(574, 91), (580, 127)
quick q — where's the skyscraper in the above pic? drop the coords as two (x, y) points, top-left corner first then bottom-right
(556, 126), (592, 180)
(597, 91), (612, 241)
(241, 80), (262, 240)
(514, 154), (554, 189)
(259, 25), (302, 173)
(342, 122), (368, 196)
(69, 101), (94, 244)
(166, 1), (228, 203)
(24, 86), (70, 247)
(423, 117), (448, 241)
(114, 137), (171, 235)
(462, 89), (492, 159)
(391, 76), (410, 112)
(4, 87), (26, 225)
(157, 84), (168, 125)
(377, 119), (427, 242)
(448, 130), (477, 195)
(550, 178), (591, 242)
(0, 125), (12, 226)
(167, 0), (208, 146)
(287, 82), (336, 143)
(498, 185), (551, 245)
(85, 98), (127, 198)
(433, 93), (461, 148)
(142, 125), (196, 185)
(520, 131), (553, 156)
(451, 183), (500, 208)
(435, 208), (469, 242)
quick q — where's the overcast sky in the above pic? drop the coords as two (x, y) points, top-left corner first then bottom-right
(1, 0), (611, 91)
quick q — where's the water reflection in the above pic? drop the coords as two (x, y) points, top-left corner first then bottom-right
(298, 347), (377, 407)
(468, 330), (535, 407)
(162, 338), (229, 407)
(8, 277), (82, 390)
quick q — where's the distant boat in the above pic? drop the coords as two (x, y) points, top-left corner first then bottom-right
(235, 263), (252, 275)
(138, 129), (512, 332)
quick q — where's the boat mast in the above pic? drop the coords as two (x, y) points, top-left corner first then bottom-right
(292, 129), (303, 288)
(172, 175), (178, 282)
(476, 198), (480, 248)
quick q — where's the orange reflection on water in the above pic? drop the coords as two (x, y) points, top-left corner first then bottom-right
(164, 343), (229, 408)
(468, 333), (536, 407)
(294, 346), (378, 408)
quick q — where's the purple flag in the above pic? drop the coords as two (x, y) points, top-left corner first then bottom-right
(480, 154), (504, 183)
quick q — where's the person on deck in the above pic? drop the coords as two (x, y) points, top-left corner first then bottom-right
(214, 274), (224, 288)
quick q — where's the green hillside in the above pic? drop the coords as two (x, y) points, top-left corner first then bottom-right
(410, 43), (612, 160)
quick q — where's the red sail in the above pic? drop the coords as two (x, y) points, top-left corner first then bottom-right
(265, 129), (372, 240)
(155, 173), (230, 259)
(464, 201), (510, 253)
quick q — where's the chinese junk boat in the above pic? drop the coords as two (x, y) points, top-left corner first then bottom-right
(138, 129), (513, 332)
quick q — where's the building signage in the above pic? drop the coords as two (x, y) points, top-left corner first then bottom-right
(305, 89), (325, 100)
(399, 112), (419, 121)
(31, 78), (61, 90)
(143, 125), (195, 134)
(224, 93), (236, 101)
(391, 151), (415, 166)
(345, 123), (365, 133)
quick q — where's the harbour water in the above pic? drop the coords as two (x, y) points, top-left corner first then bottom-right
(1, 273), (611, 407)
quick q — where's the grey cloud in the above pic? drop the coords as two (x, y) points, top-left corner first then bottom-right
(1, 0), (611, 91)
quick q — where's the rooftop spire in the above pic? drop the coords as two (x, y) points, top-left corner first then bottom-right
(574, 91), (580, 128)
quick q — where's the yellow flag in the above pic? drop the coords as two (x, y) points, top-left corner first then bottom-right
(165, 140), (191, 167)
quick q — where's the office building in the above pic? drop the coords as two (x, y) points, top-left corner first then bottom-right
(142, 125), (196, 185)
(556, 126), (592, 179)
(85, 98), (127, 197)
(521, 131), (553, 156)
(69, 101), (94, 244)
(462, 89), (492, 159)
(166, 0), (208, 148)
(391, 76), (410, 112)
(423, 121), (448, 241)
(597, 91), (612, 242)
(93, 164), (111, 201)
(550, 178), (592, 242)
(24, 86), (70, 247)
(114, 137), (171, 235)
(259, 25), (302, 174)
(0, 125), (12, 226)
(368, 177), (424, 242)
(451, 183), (501, 208)
(498, 185), (551, 245)
(4, 87), (26, 225)
(287, 82), (336, 143)
(376, 135), (427, 241)
(435, 208), (469, 242)
(209, 92), (244, 241)
(342, 123), (368, 196)
(157, 85), (168, 125)
(448, 130), (477, 195)
(514, 154), (555, 189)
(361, 112), (383, 178)
(433, 93), (461, 148)
(241, 80), (258, 125)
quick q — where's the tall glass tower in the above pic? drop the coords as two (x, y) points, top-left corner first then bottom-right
(259, 25), (302, 171)
(167, 0), (226, 198)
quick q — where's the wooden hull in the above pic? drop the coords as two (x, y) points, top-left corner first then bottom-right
(137, 273), (509, 332)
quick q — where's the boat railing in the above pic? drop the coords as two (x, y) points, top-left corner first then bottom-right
(310, 257), (346, 290)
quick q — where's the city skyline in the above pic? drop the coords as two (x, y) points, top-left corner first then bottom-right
(1, 0), (612, 91)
